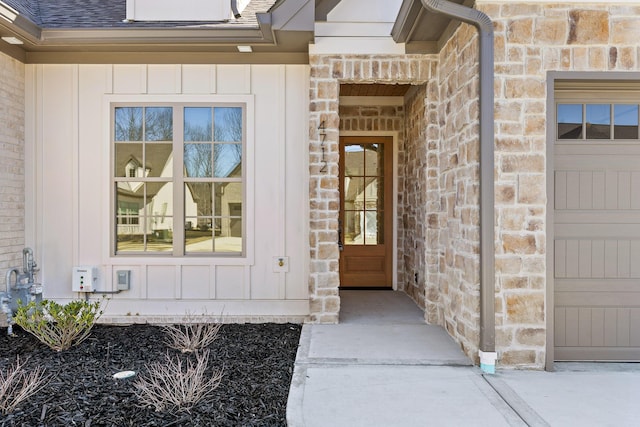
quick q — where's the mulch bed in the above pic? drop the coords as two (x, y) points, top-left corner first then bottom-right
(0, 323), (301, 426)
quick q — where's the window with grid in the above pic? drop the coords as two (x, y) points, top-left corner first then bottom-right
(113, 103), (245, 255)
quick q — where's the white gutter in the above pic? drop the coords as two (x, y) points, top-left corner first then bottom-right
(419, 0), (496, 373)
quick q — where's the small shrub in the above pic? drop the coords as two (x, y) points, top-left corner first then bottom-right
(133, 350), (223, 412)
(14, 299), (103, 352)
(0, 357), (49, 415)
(162, 313), (221, 353)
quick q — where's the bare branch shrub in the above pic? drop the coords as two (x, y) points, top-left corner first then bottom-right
(133, 350), (223, 412)
(162, 313), (221, 353)
(0, 358), (49, 415)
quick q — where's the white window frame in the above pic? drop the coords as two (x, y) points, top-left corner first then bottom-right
(104, 95), (255, 265)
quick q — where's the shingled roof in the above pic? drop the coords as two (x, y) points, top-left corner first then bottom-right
(0, 0), (315, 61)
(3, 0), (277, 28)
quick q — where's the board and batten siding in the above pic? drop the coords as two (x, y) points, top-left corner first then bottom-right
(25, 64), (310, 322)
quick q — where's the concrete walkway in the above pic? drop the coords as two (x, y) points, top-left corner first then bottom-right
(287, 290), (640, 426)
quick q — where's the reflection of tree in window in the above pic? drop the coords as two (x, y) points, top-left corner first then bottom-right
(184, 144), (212, 178)
(115, 107), (142, 141)
(145, 107), (173, 141)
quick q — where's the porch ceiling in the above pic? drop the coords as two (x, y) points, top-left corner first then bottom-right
(392, 0), (474, 53)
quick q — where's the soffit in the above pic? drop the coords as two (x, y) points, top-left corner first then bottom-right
(340, 83), (411, 97)
(392, 0), (475, 53)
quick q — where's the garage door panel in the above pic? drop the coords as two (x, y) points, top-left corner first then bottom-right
(631, 310), (640, 346)
(555, 171), (567, 209)
(556, 278), (640, 292)
(632, 173), (640, 209)
(555, 144), (640, 156)
(555, 212), (640, 224)
(606, 171), (618, 209)
(579, 307), (593, 346)
(555, 169), (640, 211)
(555, 291), (640, 306)
(555, 154), (640, 169)
(555, 307), (566, 345)
(555, 346), (640, 361)
(555, 240), (640, 278)
(555, 225), (640, 238)
(591, 308), (605, 346)
(566, 171), (581, 209)
(618, 309), (630, 346)
(555, 306), (640, 349)
(555, 240), (567, 278)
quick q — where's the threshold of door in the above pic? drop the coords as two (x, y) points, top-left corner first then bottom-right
(339, 287), (393, 291)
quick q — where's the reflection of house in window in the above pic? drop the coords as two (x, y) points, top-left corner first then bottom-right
(117, 201), (140, 225)
(116, 150), (176, 245)
(343, 146), (381, 245)
(125, 157), (149, 179)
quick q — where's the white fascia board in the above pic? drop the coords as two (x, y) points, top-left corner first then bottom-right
(315, 22), (395, 38)
(309, 37), (405, 55)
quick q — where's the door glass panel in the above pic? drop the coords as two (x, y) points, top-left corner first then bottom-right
(364, 144), (384, 177)
(343, 211), (360, 245)
(364, 211), (379, 245)
(614, 104), (639, 139)
(343, 142), (387, 247)
(586, 104), (611, 139)
(345, 145), (364, 176)
(344, 177), (364, 211)
(557, 104), (582, 139)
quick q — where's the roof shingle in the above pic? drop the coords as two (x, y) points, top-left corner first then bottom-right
(3, 0), (277, 29)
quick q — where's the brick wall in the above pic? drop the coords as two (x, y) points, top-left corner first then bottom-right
(403, 86), (429, 311)
(0, 52), (25, 290)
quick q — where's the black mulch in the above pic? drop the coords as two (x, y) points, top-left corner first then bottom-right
(0, 323), (301, 426)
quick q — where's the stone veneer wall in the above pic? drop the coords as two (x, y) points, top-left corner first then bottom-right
(403, 85), (429, 311)
(429, 23), (483, 360)
(338, 103), (407, 292)
(0, 52), (25, 291)
(482, 2), (640, 368)
(309, 55), (435, 322)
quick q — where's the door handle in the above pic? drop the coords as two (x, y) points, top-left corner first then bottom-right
(338, 218), (344, 251)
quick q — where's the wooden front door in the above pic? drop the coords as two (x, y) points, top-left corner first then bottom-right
(339, 136), (393, 288)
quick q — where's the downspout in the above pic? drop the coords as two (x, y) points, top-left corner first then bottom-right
(419, 0), (496, 372)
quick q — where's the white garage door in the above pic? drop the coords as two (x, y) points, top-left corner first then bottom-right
(554, 83), (640, 361)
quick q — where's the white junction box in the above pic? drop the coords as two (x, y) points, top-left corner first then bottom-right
(72, 266), (98, 292)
